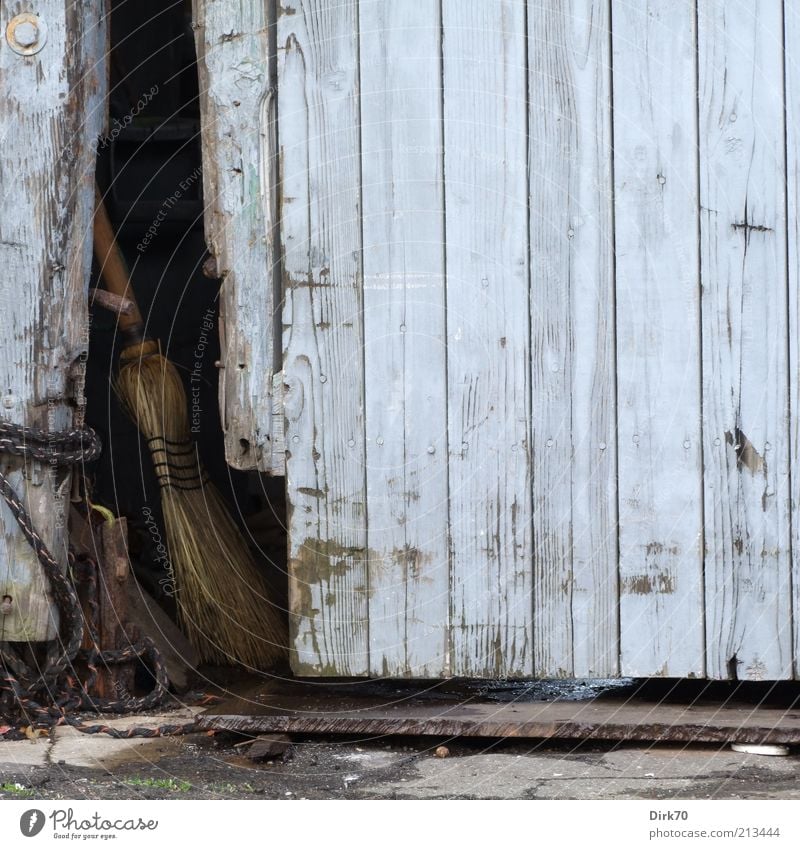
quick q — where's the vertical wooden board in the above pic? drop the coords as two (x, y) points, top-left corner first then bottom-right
(193, 0), (279, 472)
(0, 1), (105, 640)
(699, 0), (791, 680)
(279, 0), (368, 675)
(359, 1), (450, 676)
(612, 0), (704, 676)
(787, 0), (800, 681)
(529, 0), (618, 677)
(443, 0), (532, 677)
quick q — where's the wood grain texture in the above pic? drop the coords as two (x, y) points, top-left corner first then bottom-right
(200, 679), (800, 745)
(529, 0), (618, 677)
(612, 0), (704, 677)
(359, 0), (450, 677)
(443, 0), (533, 677)
(786, 0), (800, 682)
(193, 0), (280, 473)
(204, 702), (800, 744)
(212, 0), (800, 680)
(699, 0), (791, 680)
(0, 1), (105, 641)
(279, 0), (369, 675)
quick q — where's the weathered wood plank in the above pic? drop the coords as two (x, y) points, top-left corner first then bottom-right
(786, 0), (800, 682)
(699, 0), (791, 680)
(200, 680), (800, 744)
(443, 0), (532, 677)
(0, 2), (105, 641)
(193, 0), (280, 473)
(612, 0), (704, 676)
(201, 704), (800, 745)
(529, 0), (617, 677)
(359, 0), (450, 677)
(279, 0), (368, 675)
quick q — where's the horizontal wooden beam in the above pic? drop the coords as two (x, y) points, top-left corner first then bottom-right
(199, 680), (800, 744)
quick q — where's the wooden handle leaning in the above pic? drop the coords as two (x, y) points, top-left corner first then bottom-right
(92, 186), (145, 333)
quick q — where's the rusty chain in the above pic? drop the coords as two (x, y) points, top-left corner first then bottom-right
(0, 420), (200, 739)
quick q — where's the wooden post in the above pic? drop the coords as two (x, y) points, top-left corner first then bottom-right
(72, 511), (135, 699)
(193, 0), (281, 474)
(0, 3), (106, 641)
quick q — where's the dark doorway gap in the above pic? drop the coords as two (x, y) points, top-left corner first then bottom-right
(85, 0), (287, 639)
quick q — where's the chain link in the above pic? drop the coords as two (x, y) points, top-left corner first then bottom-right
(0, 420), (199, 738)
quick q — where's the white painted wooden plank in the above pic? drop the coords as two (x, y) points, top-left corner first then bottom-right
(0, 2), (105, 640)
(529, 0), (618, 677)
(699, 0), (791, 681)
(612, 0), (704, 676)
(193, 0), (279, 473)
(443, 0), (532, 677)
(786, 0), (800, 682)
(359, 0), (450, 677)
(279, 0), (368, 676)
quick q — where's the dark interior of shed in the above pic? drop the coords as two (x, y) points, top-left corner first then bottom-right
(85, 0), (288, 682)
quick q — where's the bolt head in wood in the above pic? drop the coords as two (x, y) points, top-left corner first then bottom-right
(6, 13), (46, 55)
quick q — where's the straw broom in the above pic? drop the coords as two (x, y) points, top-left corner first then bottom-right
(93, 189), (286, 668)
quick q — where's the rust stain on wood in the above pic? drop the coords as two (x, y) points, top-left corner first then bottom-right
(622, 573), (676, 595)
(289, 537), (370, 621)
(645, 541), (680, 556)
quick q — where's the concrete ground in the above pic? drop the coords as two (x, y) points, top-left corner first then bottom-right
(0, 707), (796, 800)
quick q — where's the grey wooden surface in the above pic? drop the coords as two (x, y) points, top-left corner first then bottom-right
(443, 0), (533, 678)
(193, 0), (282, 474)
(612, 0), (705, 678)
(530, 0), (617, 678)
(360, 0), (450, 677)
(787, 1), (800, 681)
(279, 0), (370, 676)
(0, 2), (105, 641)
(198, 0), (800, 679)
(698, 0), (792, 681)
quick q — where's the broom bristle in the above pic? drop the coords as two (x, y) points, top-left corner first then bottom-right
(116, 344), (287, 668)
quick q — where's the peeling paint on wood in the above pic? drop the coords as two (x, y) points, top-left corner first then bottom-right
(193, 0), (281, 473)
(786, 2), (800, 681)
(443, 0), (533, 679)
(279, 0), (369, 675)
(0, 1), (105, 641)
(359, 0), (450, 678)
(622, 574), (676, 596)
(699, 0), (792, 681)
(199, 0), (800, 680)
(529, 0), (617, 678)
(612, 0), (704, 677)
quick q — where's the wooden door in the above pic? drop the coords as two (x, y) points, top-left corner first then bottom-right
(196, 0), (798, 680)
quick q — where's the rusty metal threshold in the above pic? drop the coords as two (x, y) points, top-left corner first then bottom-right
(198, 678), (800, 745)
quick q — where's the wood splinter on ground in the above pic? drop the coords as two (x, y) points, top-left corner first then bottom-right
(234, 734), (294, 762)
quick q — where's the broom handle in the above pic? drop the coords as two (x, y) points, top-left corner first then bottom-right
(92, 186), (147, 344)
